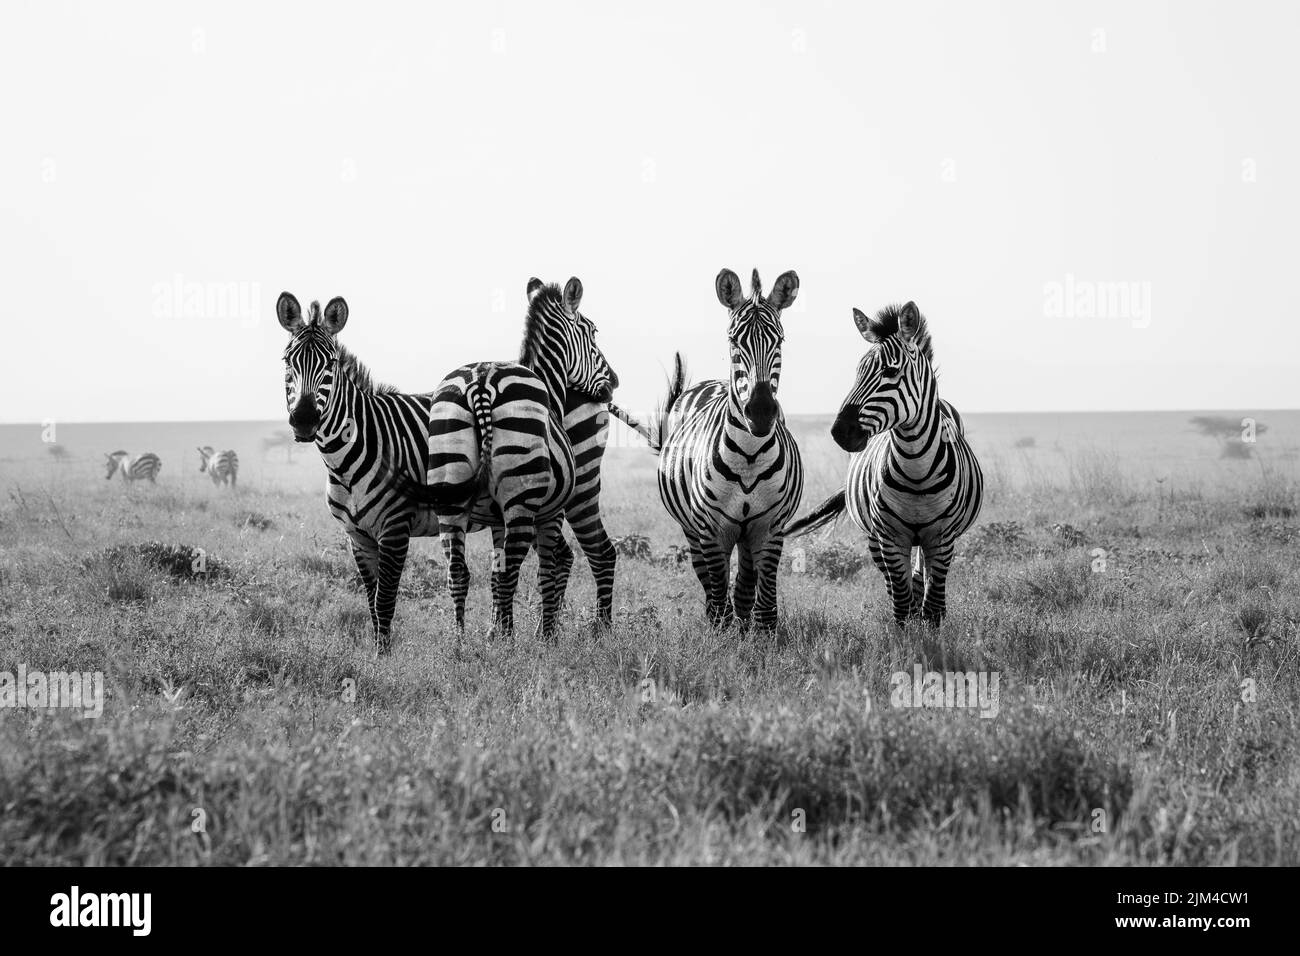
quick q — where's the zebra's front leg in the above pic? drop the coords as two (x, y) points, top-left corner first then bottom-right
(440, 524), (471, 631)
(348, 533), (381, 636)
(687, 535), (732, 628)
(731, 543), (757, 629)
(919, 543), (955, 627)
(372, 524), (413, 653)
(534, 518), (568, 641)
(750, 533), (785, 633)
(870, 539), (915, 627)
(569, 511), (616, 629)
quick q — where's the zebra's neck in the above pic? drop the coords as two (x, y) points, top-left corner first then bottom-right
(523, 350), (569, 424)
(888, 389), (947, 477)
(313, 367), (402, 481)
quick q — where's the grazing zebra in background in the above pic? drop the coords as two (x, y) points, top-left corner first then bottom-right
(104, 451), (161, 483)
(197, 446), (239, 486)
(785, 301), (983, 626)
(647, 268), (803, 631)
(383, 278), (618, 639)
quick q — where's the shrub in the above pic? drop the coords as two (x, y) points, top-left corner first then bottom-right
(809, 541), (869, 581)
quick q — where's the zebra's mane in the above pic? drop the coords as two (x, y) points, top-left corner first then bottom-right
(519, 283), (564, 364)
(335, 343), (401, 396)
(866, 304), (935, 364)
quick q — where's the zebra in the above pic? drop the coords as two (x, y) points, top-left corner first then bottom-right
(197, 446), (239, 486)
(785, 301), (983, 626)
(640, 268), (803, 631)
(278, 282), (615, 648)
(381, 278), (618, 640)
(104, 451), (161, 483)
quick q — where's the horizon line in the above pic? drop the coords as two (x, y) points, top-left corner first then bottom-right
(3, 408), (1298, 427)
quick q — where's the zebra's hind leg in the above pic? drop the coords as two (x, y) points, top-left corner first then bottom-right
(534, 518), (568, 641)
(919, 543), (955, 627)
(749, 533), (785, 633)
(909, 547), (926, 618)
(440, 524), (471, 631)
(492, 512), (537, 638)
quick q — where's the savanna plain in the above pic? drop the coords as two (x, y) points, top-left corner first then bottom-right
(0, 411), (1296, 865)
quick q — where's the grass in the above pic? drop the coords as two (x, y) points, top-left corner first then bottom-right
(0, 442), (1297, 865)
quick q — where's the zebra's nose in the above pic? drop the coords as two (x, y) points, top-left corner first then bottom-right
(289, 394), (320, 440)
(608, 369), (620, 390)
(831, 407), (863, 450)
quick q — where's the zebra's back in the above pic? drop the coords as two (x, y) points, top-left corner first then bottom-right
(130, 453), (162, 483)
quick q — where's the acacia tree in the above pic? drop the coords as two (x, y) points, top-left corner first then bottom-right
(1189, 415), (1266, 459)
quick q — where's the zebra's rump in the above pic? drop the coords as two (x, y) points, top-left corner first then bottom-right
(426, 361), (574, 521)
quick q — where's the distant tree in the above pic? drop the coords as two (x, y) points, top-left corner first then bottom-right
(1190, 415), (1266, 459)
(262, 429), (299, 463)
(47, 444), (70, 461)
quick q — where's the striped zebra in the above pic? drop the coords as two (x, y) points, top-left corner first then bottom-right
(785, 301), (983, 626)
(197, 446), (239, 486)
(278, 282), (615, 648)
(643, 268), (803, 631)
(383, 278), (617, 639)
(104, 451), (161, 483)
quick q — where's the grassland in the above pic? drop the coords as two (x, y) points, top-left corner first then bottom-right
(0, 425), (1297, 865)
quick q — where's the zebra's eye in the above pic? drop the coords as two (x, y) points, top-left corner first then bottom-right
(881, 364), (900, 378)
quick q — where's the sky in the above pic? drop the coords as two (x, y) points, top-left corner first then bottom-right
(0, 0), (1296, 424)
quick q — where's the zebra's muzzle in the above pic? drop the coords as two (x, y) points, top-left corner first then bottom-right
(289, 395), (320, 442)
(743, 382), (778, 437)
(831, 407), (872, 452)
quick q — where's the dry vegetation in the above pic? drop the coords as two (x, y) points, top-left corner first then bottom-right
(0, 437), (1297, 865)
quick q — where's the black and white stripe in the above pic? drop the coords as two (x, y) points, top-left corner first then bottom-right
(651, 268), (803, 631)
(391, 278), (618, 639)
(787, 301), (983, 625)
(197, 446), (239, 486)
(104, 451), (161, 483)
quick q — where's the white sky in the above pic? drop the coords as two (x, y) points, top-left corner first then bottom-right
(1, 0), (1296, 423)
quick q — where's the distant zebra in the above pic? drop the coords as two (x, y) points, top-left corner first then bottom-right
(197, 446), (239, 486)
(278, 282), (615, 649)
(383, 278), (618, 639)
(643, 268), (803, 631)
(104, 451), (161, 483)
(786, 302), (983, 626)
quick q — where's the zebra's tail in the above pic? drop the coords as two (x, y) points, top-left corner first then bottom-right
(785, 490), (847, 538)
(380, 376), (495, 510)
(607, 402), (655, 448)
(646, 351), (689, 454)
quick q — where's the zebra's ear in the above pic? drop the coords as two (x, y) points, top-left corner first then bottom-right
(852, 308), (881, 343)
(527, 278), (544, 300)
(276, 292), (304, 332)
(563, 277), (583, 315)
(768, 271), (799, 312)
(321, 297), (349, 336)
(716, 269), (744, 310)
(898, 301), (922, 343)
